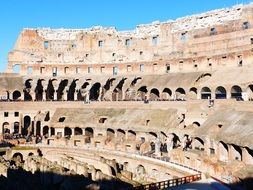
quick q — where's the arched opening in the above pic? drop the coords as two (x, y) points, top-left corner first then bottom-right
(13, 64), (21, 73)
(57, 79), (68, 100)
(46, 79), (55, 101)
(12, 152), (23, 163)
(24, 79), (33, 101)
(175, 88), (186, 100)
(246, 84), (253, 101)
(50, 127), (55, 136)
(137, 86), (148, 100)
(201, 87), (211, 99)
(43, 126), (49, 136)
(35, 79), (44, 101)
(170, 133), (180, 148)
(112, 78), (126, 101)
(215, 86), (227, 99)
(136, 165), (146, 178)
(117, 129), (126, 140)
(106, 128), (115, 138)
(194, 137), (205, 150)
(149, 132), (157, 140)
(36, 121), (41, 136)
(127, 130), (136, 140)
(161, 88), (172, 100)
(64, 127), (72, 137)
(74, 127), (83, 135)
(192, 122), (200, 127)
(89, 83), (101, 101)
(78, 82), (90, 101)
(28, 152), (34, 157)
(23, 115), (31, 136)
(14, 122), (19, 134)
(231, 85), (242, 100)
(219, 141), (229, 162)
(2, 122), (10, 134)
(85, 127), (94, 138)
(67, 80), (77, 101)
(149, 88), (160, 101)
(231, 144), (242, 161)
(13, 90), (21, 101)
(189, 87), (197, 100)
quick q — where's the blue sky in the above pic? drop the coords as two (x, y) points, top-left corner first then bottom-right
(0, 0), (252, 72)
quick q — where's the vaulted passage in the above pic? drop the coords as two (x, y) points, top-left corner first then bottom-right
(46, 79), (55, 100)
(215, 86), (226, 99)
(23, 115), (31, 136)
(57, 79), (68, 100)
(13, 90), (21, 100)
(89, 83), (101, 101)
(35, 79), (44, 101)
(231, 85), (242, 100)
(112, 78), (126, 101)
(67, 80), (77, 101)
(150, 88), (160, 101)
(137, 86), (148, 100)
(201, 87), (211, 99)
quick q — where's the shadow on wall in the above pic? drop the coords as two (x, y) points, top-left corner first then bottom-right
(0, 168), (132, 190)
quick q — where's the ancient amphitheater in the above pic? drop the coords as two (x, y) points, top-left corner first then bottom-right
(0, 3), (253, 190)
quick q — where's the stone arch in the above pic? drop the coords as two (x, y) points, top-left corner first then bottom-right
(231, 85), (242, 100)
(14, 122), (19, 134)
(192, 121), (200, 127)
(194, 137), (205, 150)
(85, 127), (94, 138)
(219, 141), (229, 161)
(46, 79), (56, 101)
(2, 122), (10, 134)
(117, 129), (126, 139)
(74, 127), (83, 135)
(231, 144), (242, 161)
(67, 80), (77, 101)
(196, 73), (212, 82)
(215, 86), (227, 99)
(246, 84), (253, 100)
(13, 90), (21, 100)
(43, 126), (49, 136)
(112, 78), (127, 101)
(137, 86), (148, 100)
(161, 88), (172, 100)
(189, 87), (197, 100)
(200, 87), (211, 99)
(136, 165), (146, 178)
(89, 82), (101, 101)
(28, 152), (34, 157)
(35, 79), (44, 101)
(12, 152), (24, 162)
(23, 115), (31, 136)
(57, 79), (68, 100)
(106, 128), (115, 138)
(64, 127), (72, 137)
(149, 88), (160, 101)
(148, 132), (157, 138)
(127, 130), (136, 140)
(24, 79), (33, 101)
(175, 88), (186, 100)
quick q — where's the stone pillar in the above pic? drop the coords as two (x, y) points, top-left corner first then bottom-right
(42, 90), (46, 101)
(155, 138), (161, 156)
(74, 91), (78, 101)
(64, 90), (68, 101)
(53, 91), (57, 101)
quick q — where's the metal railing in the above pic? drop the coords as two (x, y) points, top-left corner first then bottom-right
(128, 174), (202, 190)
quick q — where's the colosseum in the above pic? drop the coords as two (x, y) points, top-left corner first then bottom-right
(0, 3), (253, 190)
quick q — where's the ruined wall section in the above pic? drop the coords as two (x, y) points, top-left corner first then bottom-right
(7, 3), (253, 76)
